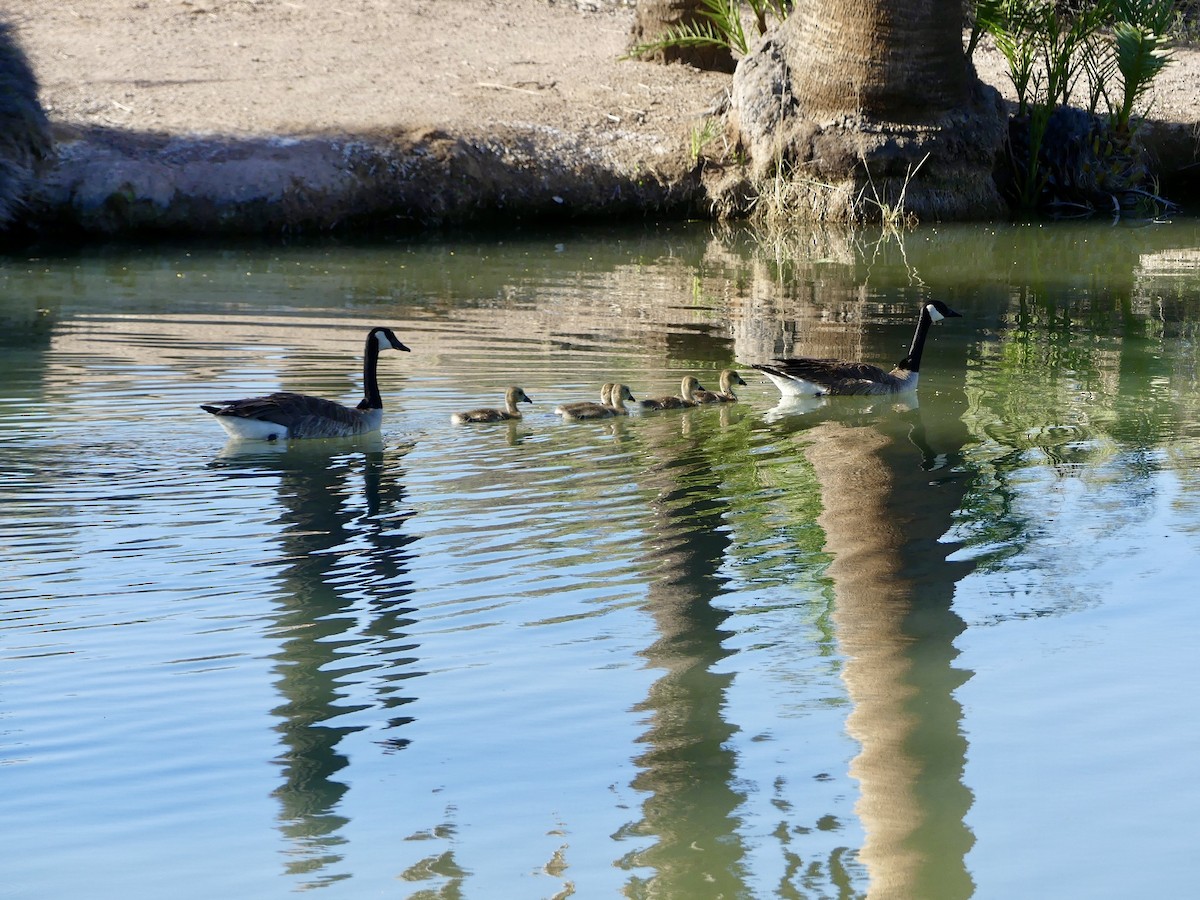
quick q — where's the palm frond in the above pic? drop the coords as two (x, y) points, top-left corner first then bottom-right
(624, 18), (734, 61)
(1112, 20), (1173, 127)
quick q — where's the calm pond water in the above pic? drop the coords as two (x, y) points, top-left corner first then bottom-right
(3, 220), (1200, 899)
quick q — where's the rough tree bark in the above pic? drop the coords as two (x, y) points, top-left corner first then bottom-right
(724, 0), (1006, 222)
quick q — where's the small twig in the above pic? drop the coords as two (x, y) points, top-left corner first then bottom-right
(476, 81), (543, 96)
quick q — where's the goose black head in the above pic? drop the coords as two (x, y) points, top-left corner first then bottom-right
(925, 300), (963, 322)
(372, 327), (411, 352)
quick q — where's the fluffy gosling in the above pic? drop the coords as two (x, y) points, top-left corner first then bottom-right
(639, 375), (706, 410)
(557, 383), (635, 420)
(451, 386), (532, 424)
(692, 369), (746, 404)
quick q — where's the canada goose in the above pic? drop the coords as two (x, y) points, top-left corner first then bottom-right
(752, 300), (962, 397)
(554, 383), (614, 418)
(692, 369), (746, 404)
(556, 383), (635, 420)
(201, 326), (410, 440)
(639, 375), (707, 410)
(451, 386), (532, 424)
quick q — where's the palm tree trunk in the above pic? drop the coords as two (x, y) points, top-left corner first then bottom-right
(725, 0), (1006, 222)
(786, 0), (969, 119)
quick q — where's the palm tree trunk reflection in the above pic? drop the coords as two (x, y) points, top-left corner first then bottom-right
(619, 419), (746, 896)
(802, 401), (975, 899)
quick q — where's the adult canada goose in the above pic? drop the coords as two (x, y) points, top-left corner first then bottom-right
(554, 383), (614, 418)
(639, 375), (707, 410)
(692, 369), (746, 404)
(451, 386), (532, 424)
(201, 326), (410, 440)
(753, 300), (962, 397)
(556, 383), (635, 420)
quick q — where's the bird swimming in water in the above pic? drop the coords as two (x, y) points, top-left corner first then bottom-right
(451, 386), (533, 424)
(201, 326), (410, 440)
(752, 300), (962, 397)
(692, 369), (746, 403)
(556, 383), (635, 420)
(639, 375), (707, 410)
(554, 383), (614, 418)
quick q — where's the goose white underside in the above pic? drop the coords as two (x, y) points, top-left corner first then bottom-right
(760, 371), (827, 397)
(761, 370), (921, 397)
(211, 416), (292, 441)
(210, 406), (384, 441)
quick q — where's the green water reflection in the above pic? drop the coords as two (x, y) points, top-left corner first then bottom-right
(3, 219), (1200, 898)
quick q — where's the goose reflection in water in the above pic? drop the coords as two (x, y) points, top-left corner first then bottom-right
(209, 437), (419, 887)
(761, 391), (921, 427)
(762, 392), (828, 423)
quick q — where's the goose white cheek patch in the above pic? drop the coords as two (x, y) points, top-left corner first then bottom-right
(926, 304), (945, 322)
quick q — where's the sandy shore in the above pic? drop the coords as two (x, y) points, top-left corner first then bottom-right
(8, 0), (1200, 235)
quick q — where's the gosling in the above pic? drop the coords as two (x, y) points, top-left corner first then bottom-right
(692, 369), (746, 404)
(639, 375), (707, 410)
(451, 386), (532, 424)
(554, 383), (614, 418)
(557, 383), (635, 420)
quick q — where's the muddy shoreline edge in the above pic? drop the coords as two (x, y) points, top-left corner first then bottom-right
(21, 116), (1198, 239)
(19, 119), (712, 238)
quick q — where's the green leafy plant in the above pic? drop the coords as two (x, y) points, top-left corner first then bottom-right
(1167, 0), (1200, 42)
(974, 0), (1177, 216)
(975, 0), (1105, 112)
(625, 0), (791, 60)
(1110, 18), (1174, 132)
(689, 116), (726, 165)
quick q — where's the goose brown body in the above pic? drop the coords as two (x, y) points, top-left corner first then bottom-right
(554, 383), (614, 418)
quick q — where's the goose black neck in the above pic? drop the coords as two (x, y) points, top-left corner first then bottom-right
(362, 332), (383, 409)
(901, 307), (935, 373)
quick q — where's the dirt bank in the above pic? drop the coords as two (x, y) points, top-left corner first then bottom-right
(8, 0), (1200, 235)
(10, 0), (728, 234)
